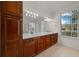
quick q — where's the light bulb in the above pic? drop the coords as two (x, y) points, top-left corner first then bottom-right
(30, 12), (32, 14)
(36, 14), (38, 16)
(27, 10), (30, 13)
(25, 13), (28, 16)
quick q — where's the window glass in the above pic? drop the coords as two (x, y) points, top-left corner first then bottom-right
(60, 10), (78, 37)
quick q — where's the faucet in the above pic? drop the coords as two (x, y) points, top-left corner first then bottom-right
(30, 27), (34, 34)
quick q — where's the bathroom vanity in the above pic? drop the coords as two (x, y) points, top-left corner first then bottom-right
(23, 2), (58, 56)
(0, 1), (58, 57)
(23, 33), (58, 57)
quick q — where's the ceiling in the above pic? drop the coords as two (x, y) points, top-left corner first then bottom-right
(23, 1), (79, 18)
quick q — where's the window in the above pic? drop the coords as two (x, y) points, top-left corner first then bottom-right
(60, 9), (79, 37)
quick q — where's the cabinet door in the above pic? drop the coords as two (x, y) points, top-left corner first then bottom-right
(53, 33), (58, 44)
(4, 16), (20, 56)
(50, 35), (54, 45)
(36, 37), (44, 54)
(3, 1), (22, 16)
(45, 35), (51, 49)
(50, 33), (58, 46)
(23, 39), (36, 57)
(1, 1), (23, 56)
(6, 17), (19, 41)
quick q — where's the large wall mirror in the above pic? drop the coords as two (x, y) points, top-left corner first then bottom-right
(23, 10), (53, 34)
(23, 2), (55, 39)
(23, 10), (54, 39)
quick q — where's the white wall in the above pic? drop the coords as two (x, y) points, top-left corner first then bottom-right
(61, 37), (79, 50)
(51, 14), (61, 44)
(23, 1), (79, 19)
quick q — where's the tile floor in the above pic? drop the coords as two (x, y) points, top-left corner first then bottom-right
(36, 44), (79, 57)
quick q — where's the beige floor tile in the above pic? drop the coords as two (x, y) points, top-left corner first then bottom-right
(36, 44), (79, 57)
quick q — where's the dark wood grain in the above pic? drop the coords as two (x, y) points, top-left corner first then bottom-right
(23, 33), (58, 57)
(0, 1), (23, 56)
(50, 33), (58, 45)
(35, 36), (45, 54)
(23, 38), (36, 57)
(0, 2), (1, 56)
(44, 35), (51, 49)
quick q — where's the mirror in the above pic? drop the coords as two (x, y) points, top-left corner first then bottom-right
(23, 2), (54, 39)
(23, 11), (53, 34)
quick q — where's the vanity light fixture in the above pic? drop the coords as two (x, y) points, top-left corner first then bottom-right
(44, 16), (52, 22)
(27, 10), (30, 13)
(36, 14), (38, 17)
(44, 18), (52, 21)
(30, 12), (33, 14)
(25, 13), (28, 16)
(25, 9), (39, 19)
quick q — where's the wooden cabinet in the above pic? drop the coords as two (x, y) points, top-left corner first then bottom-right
(4, 16), (21, 56)
(23, 36), (45, 57)
(0, 2), (1, 56)
(5, 42), (18, 56)
(0, 1), (58, 57)
(50, 34), (54, 45)
(35, 36), (45, 54)
(1, 1), (23, 56)
(53, 33), (58, 44)
(44, 35), (51, 49)
(23, 38), (36, 57)
(50, 33), (58, 45)
(23, 33), (58, 57)
(2, 1), (22, 16)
